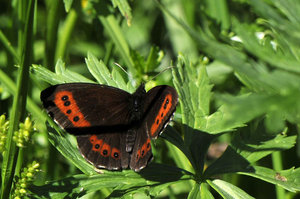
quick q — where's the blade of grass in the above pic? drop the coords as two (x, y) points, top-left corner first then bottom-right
(99, 15), (136, 75)
(1, 0), (35, 198)
(0, 69), (46, 122)
(44, 0), (62, 69)
(206, 0), (230, 29)
(55, 9), (77, 61)
(0, 30), (20, 63)
(272, 152), (285, 199)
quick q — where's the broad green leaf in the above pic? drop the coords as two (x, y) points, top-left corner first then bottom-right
(85, 52), (134, 92)
(208, 179), (255, 199)
(173, 55), (213, 133)
(239, 166), (300, 192)
(188, 182), (214, 199)
(46, 121), (97, 175)
(32, 59), (94, 85)
(173, 55), (250, 134)
(188, 182), (201, 199)
(30, 164), (192, 198)
(85, 52), (112, 85)
(204, 146), (253, 177)
(233, 134), (296, 163)
(215, 86), (300, 132)
(172, 57), (217, 173)
(162, 126), (194, 173)
(233, 20), (300, 73)
(200, 183), (214, 199)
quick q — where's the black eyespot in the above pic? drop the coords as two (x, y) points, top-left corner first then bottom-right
(61, 95), (68, 101)
(66, 109), (71, 114)
(95, 144), (100, 149)
(147, 143), (150, 149)
(156, 119), (159, 124)
(166, 99), (169, 104)
(161, 113), (164, 117)
(64, 101), (70, 106)
(102, 150), (108, 155)
(114, 152), (119, 158)
(73, 116), (79, 122)
(141, 150), (145, 156)
(164, 103), (167, 109)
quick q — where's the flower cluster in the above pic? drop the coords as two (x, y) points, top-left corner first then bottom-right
(12, 161), (40, 199)
(13, 117), (35, 148)
(0, 114), (9, 152)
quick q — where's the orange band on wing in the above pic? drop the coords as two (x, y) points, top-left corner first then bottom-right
(150, 94), (173, 136)
(54, 91), (91, 127)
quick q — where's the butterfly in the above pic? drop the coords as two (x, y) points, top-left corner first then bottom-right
(41, 83), (178, 171)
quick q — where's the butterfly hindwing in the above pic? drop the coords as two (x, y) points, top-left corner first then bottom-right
(129, 125), (153, 171)
(77, 132), (130, 170)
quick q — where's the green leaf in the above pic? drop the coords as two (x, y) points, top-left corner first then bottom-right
(204, 146), (253, 177)
(233, 20), (300, 73)
(99, 15), (136, 75)
(173, 55), (213, 133)
(111, 0), (132, 26)
(188, 182), (214, 199)
(233, 134), (296, 163)
(239, 166), (300, 192)
(208, 179), (255, 199)
(85, 52), (135, 92)
(188, 182), (201, 199)
(144, 46), (163, 73)
(32, 59), (95, 84)
(46, 122), (97, 175)
(63, 0), (73, 12)
(173, 55), (249, 135)
(30, 164), (192, 198)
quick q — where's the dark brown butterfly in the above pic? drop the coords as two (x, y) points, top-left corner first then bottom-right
(41, 83), (178, 171)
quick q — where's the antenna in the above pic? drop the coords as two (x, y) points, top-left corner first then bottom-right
(114, 62), (130, 76)
(114, 62), (135, 80)
(148, 65), (175, 82)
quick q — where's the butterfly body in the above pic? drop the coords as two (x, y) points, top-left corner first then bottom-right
(41, 83), (178, 171)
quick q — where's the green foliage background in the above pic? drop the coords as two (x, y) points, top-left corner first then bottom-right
(0, 0), (300, 198)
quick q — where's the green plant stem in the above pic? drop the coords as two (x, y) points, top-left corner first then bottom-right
(0, 31), (20, 63)
(272, 151), (285, 199)
(44, 0), (62, 70)
(206, 0), (230, 29)
(55, 9), (77, 61)
(99, 15), (136, 74)
(15, 148), (24, 179)
(1, 0), (35, 197)
(104, 41), (114, 66)
(0, 69), (45, 120)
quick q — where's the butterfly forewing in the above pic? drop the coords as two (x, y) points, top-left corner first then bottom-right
(129, 85), (178, 171)
(143, 86), (178, 138)
(41, 83), (133, 133)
